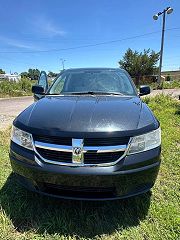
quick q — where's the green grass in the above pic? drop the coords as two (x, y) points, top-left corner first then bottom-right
(0, 95), (180, 240)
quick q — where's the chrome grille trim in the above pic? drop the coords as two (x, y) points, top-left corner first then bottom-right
(35, 141), (72, 152)
(84, 145), (127, 153)
(35, 141), (127, 153)
(33, 139), (130, 167)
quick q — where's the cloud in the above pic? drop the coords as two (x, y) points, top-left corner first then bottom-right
(31, 16), (66, 37)
(0, 36), (37, 50)
(42, 22), (66, 36)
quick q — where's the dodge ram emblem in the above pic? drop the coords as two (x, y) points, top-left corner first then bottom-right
(72, 139), (84, 164)
(73, 147), (82, 155)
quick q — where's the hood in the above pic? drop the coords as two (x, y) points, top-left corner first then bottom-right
(14, 95), (158, 137)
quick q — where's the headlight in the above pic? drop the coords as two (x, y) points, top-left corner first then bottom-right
(127, 127), (161, 155)
(11, 126), (33, 150)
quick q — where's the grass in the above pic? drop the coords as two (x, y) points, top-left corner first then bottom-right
(0, 95), (180, 240)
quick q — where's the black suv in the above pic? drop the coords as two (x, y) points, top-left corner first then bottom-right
(10, 68), (161, 200)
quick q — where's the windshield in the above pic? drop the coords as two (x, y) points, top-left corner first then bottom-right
(48, 69), (137, 96)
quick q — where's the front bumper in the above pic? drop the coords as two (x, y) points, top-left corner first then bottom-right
(10, 141), (161, 200)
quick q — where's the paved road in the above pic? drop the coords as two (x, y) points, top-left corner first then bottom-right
(149, 89), (180, 99)
(0, 89), (179, 130)
(0, 96), (33, 130)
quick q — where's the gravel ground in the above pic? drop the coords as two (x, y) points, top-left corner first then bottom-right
(0, 89), (179, 130)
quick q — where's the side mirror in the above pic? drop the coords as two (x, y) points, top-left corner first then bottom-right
(32, 85), (45, 94)
(139, 85), (151, 96)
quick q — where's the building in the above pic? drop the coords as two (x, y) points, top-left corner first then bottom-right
(0, 73), (21, 82)
(161, 70), (180, 80)
(162, 70), (180, 76)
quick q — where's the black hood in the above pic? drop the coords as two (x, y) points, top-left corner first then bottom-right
(14, 96), (159, 138)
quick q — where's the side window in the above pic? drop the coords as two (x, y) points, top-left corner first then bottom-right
(38, 71), (48, 91)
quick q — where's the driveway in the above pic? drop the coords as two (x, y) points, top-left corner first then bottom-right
(0, 89), (179, 130)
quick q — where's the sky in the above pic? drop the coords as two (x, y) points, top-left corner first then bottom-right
(0, 0), (180, 74)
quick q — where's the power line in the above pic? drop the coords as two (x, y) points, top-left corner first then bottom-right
(6, 26), (179, 41)
(0, 27), (180, 54)
(163, 64), (180, 66)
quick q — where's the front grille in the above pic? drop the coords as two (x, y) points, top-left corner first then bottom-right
(85, 137), (130, 146)
(34, 135), (130, 146)
(36, 148), (72, 163)
(34, 135), (129, 166)
(36, 147), (124, 164)
(84, 152), (124, 164)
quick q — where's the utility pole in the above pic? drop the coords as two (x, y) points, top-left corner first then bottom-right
(158, 11), (165, 86)
(153, 7), (173, 86)
(60, 59), (66, 70)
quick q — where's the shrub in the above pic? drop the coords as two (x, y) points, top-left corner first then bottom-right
(166, 75), (171, 81)
(0, 78), (35, 97)
(149, 80), (180, 90)
(163, 80), (180, 89)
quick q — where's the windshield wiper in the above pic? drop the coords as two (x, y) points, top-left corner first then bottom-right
(67, 91), (125, 96)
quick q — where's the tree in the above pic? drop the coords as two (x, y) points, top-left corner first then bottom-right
(21, 71), (29, 78)
(21, 69), (40, 80)
(28, 68), (40, 80)
(0, 69), (5, 74)
(118, 48), (160, 85)
(48, 71), (58, 78)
